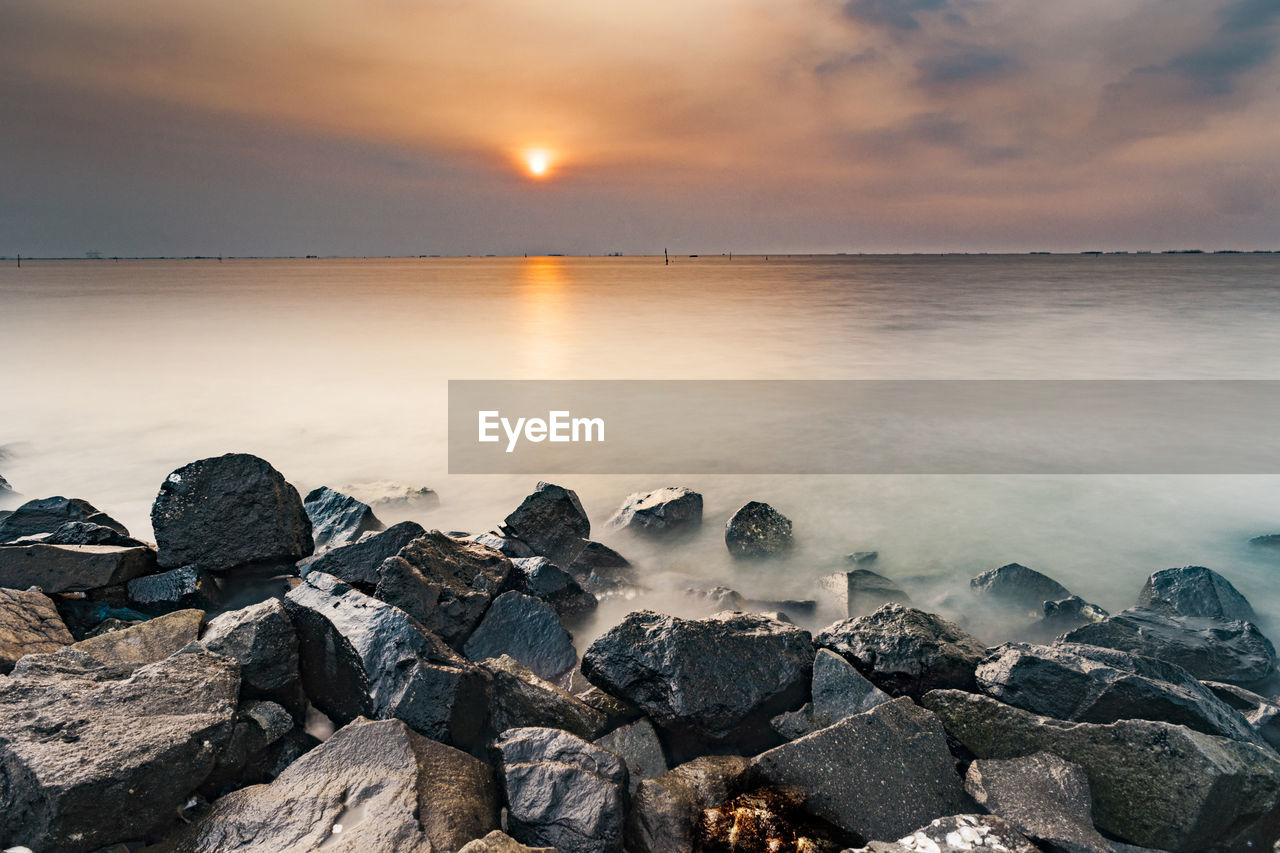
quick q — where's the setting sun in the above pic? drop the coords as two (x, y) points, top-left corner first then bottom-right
(524, 148), (553, 179)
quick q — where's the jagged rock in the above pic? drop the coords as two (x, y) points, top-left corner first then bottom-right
(463, 590), (577, 682)
(606, 487), (703, 534)
(595, 717), (669, 793)
(569, 539), (631, 573)
(151, 453), (313, 572)
(816, 604), (987, 699)
(724, 501), (793, 559)
(301, 520), (424, 586)
(752, 698), (970, 841)
(0, 586), (73, 673)
(303, 486), (384, 552)
(700, 787), (850, 852)
(482, 655), (607, 740)
(966, 752), (1115, 853)
(0, 496), (128, 544)
(496, 726), (628, 853)
(922, 688), (1280, 851)
(374, 531), (511, 648)
(1205, 681), (1280, 750)
(459, 831), (557, 852)
(201, 598), (302, 706)
(846, 551), (878, 565)
(0, 543), (156, 593)
(0, 646), (238, 853)
(200, 700), (304, 795)
(165, 717), (498, 853)
(335, 481), (440, 513)
(686, 585), (748, 611)
(35, 521), (146, 547)
(1138, 565), (1257, 623)
(977, 642), (1261, 745)
(970, 563), (1072, 612)
(581, 610), (813, 753)
(1062, 606), (1277, 685)
(576, 684), (644, 729)
(772, 649), (893, 740)
(510, 556), (597, 618)
(125, 566), (220, 614)
(284, 572), (492, 750)
(473, 531), (537, 558)
(627, 756), (753, 853)
(0, 473), (12, 498)
(847, 814), (1040, 853)
(69, 608), (204, 667)
(820, 569), (911, 618)
(1030, 594), (1109, 638)
(502, 482), (591, 567)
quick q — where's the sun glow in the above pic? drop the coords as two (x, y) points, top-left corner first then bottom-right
(524, 148), (553, 178)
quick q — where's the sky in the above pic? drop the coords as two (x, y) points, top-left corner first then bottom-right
(3, 0), (1279, 256)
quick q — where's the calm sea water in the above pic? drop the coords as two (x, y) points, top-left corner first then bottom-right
(2, 254), (1279, 642)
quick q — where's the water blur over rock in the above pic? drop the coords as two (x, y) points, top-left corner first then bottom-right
(820, 569), (911, 619)
(969, 562), (1072, 613)
(607, 487), (703, 535)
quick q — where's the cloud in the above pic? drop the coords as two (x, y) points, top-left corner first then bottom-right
(915, 44), (1018, 88)
(840, 0), (953, 32)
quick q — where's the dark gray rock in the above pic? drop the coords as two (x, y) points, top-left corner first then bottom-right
(922, 688), (1280, 851)
(815, 604), (987, 699)
(303, 485), (384, 551)
(459, 831), (557, 852)
(201, 598), (302, 705)
(200, 699), (305, 795)
(626, 755), (752, 853)
(301, 519), (424, 586)
(0, 496), (128, 544)
(846, 815), (1040, 852)
(69, 608), (205, 667)
(820, 569), (911, 618)
(1251, 534), (1280, 549)
(965, 752), (1116, 853)
(576, 684), (644, 729)
(752, 698), (971, 842)
(1062, 606), (1278, 685)
(970, 562), (1072, 612)
(0, 646), (238, 853)
(845, 550), (879, 565)
(464, 590), (577, 682)
(482, 654), (607, 740)
(496, 726), (628, 853)
(1205, 681), (1280, 750)
(0, 586), (73, 673)
(581, 610), (813, 752)
(126, 565), (220, 614)
(606, 487), (703, 534)
(771, 649), (892, 740)
(724, 501), (793, 559)
(284, 571), (492, 750)
(594, 717), (668, 793)
(151, 453), (313, 572)
(0, 543), (156, 593)
(473, 531), (537, 558)
(511, 555), (597, 618)
(502, 481), (591, 567)
(1031, 594), (1109, 639)
(374, 530), (511, 648)
(569, 539), (631, 573)
(1138, 565), (1257, 623)
(37, 521), (146, 547)
(166, 717), (499, 853)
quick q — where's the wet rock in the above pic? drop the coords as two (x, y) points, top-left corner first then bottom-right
(1061, 606), (1278, 685)
(496, 726), (628, 853)
(165, 717), (498, 853)
(464, 590), (578, 682)
(922, 688), (1280, 851)
(284, 571), (492, 750)
(815, 604), (987, 699)
(0, 586), (73, 673)
(595, 717), (669, 793)
(686, 584), (748, 611)
(970, 563), (1072, 612)
(1251, 534), (1280, 549)
(577, 684), (644, 729)
(125, 566), (220, 615)
(626, 755), (753, 853)
(200, 700), (304, 795)
(820, 569), (911, 618)
(846, 551), (879, 565)
(0, 496), (128, 544)
(459, 831), (557, 852)
(201, 598), (302, 707)
(581, 610), (813, 753)
(699, 787), (850, 853)
(752, 698), (971, 842)
(0, 646), (238, 853)
(301, 519), (424, 587)
(510, 556), (597, 618)
(569, 539), (631, 573)
(0, 543), (156, 593)
(36, 521), (146, 547)
(847, 814), (1040, 853)
(374, 530), (511, 648)
(502, 481), (591, 567)
(302, 486), (384, 551)
(772, 648), (893, 740)
(965, 752), (1115, 853)
(724, 501), (793, 559)
(483, 655), (608, 740)
(473, 531), (537, 558)
(1205, 681), (1280, 750)
(69, 608), (205, 667)
(151, 453), (313, 572)
(606, 487), (703, 534)
(1031, 594), (1109, 638)
(335, 481), (440, 514)
(1138, 565), (1257, 623)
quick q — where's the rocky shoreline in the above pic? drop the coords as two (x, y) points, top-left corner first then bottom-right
(1, 453), (1279, 852)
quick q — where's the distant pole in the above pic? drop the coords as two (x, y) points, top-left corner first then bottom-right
(16, 253), (20, 268)
(664, 248), (669, 266)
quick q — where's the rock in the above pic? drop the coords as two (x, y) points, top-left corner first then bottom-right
(151, 453), (313, 572)
(0, 586), (73, 673)
(0, 473), (12, 498)
(53, 598), (148, 641)
(502, 482), (591, 567)
(752, 698), (971, 842)
(0, 543), (156, 593)
(815, 604), (987, 699)
(302, 486), (384, 551)
(165, 717), (498, 853)
(335, 481), (440, 513)
(970, 563), (1072, 612)
(301, 520), (424, 587)
(0, 646), (238, 853)
(374, 530), (511, 648)
(700, 787), (850, 852)
(1138, 565), (1257, 623)
(686, 585), (748, 611)
(846, 814), (1040, 853)
(284, 571), (492, 749)
(1205, 681), (1280, 750)
(569, 539), (631, 573)
(201, 598), (302, 705)
(459, 831), (556, 853)
(772, 649), (892, 740)
(35, 521), (146, 547)
(1061, 606), (1278, 685)
(965, 752), (1116, 853)
(846, 551), (878, 565)
(922, 688), (1280, 851)
(576, 684), (644, 729)
(595, 717), (669, 793)
(1031, 594), (1109, 638)
(581, 609), (813, 753)
(724, 501), (792, 559)
(125, 566), (220, 614)
(495, 726), (628, 853)
(1251, 534), (1280, 549)
(820, 569), (911, 618)
(464, 591), (577, 682)
(201, 699), (305, 795)
(69, 608), (205, 667)
(510, 556), (597, 618)
(0, 496), (128, 544)
(606, 487), (703, 534)
(626, 756), (752, 853)
(473, 531), (537, 558)
(483, 655), (607, 740)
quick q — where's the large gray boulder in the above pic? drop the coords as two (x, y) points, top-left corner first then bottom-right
(771, 648), (892, 740)
(482, 655), (607, 740)
(0, 496), (128, 544)
(847, 814), (1040, 852)
(820, 569), (911, 618)
(922, 688), (1280, 851)
(165, 717), (499, 853)
(0, 586), (73, 673)
(201, 598), (302, 709)
(606, 487), (703, 534)
(751, 698), (971, 842)
(626, 755), (752, 853)
(1138, 565), (1257, 623)
(152, 453), (313, 571)
(0, 543), (156, 592)
(970, 562), (1072, 612)
(302, 519), (425, 586)
(0, 646), (239, 853)
(724, 501), (793, 558)
(303, 486), (384, 551)
(464, 590), (577, 682)
(502, 482), (591, 567)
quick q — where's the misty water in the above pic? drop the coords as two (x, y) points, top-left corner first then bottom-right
(3, 253), (1279, 646)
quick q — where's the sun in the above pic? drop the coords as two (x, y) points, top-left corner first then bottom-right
(523, 148), (553, 179)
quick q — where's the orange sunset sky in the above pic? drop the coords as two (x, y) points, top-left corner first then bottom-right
(3, 0), (1279, 255)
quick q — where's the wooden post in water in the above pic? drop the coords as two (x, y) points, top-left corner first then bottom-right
(16, 253), (20, 268)
(664, 248), (669, 265)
